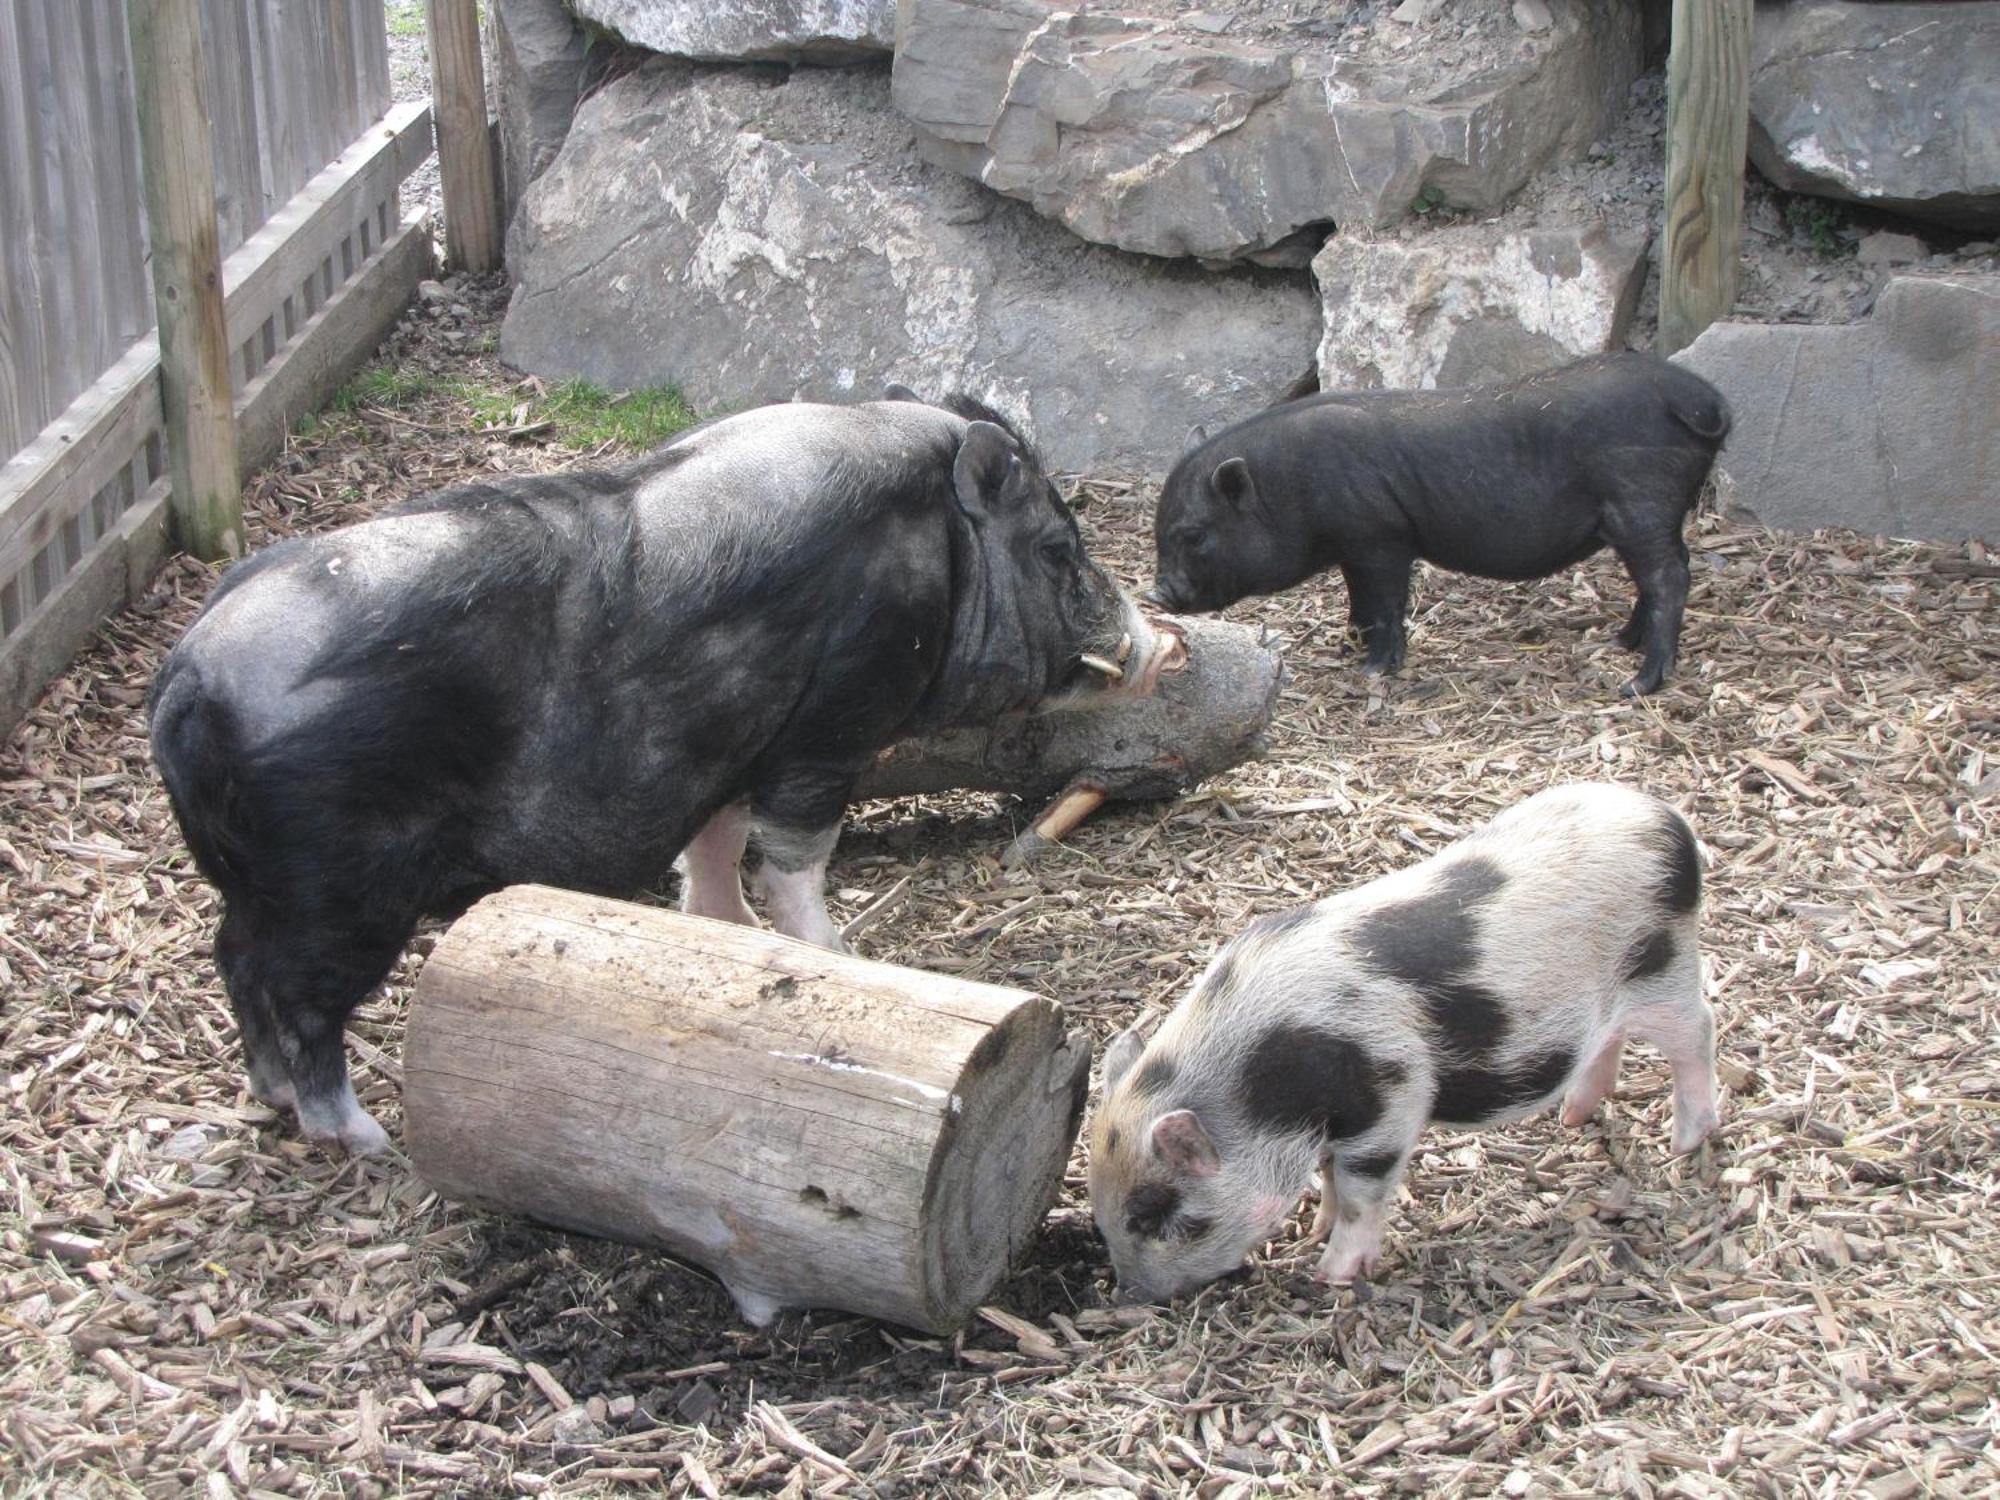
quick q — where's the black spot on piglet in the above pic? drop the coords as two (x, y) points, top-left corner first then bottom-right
(1239, 1025), (1403, 1142)
(1656, 814), (1702, 915)
(1124, 1181), (1183, 1240)
(1353, 857), (1506, 995)
(1342, 1147), (1403, 1180)
(1424, 980), (1511, 1058)
(1433, 1047), (1576, 1124)
(1624, 928), (1676, 981)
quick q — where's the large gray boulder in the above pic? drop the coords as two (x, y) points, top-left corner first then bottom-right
(1675, 276), (1998, 542)
(891, 0), (1646, 264)
(1314, 221), (1649, 390)
(570, 0), (895, 61)
(501, 61), (1319, 474)
(489, 0), (588, 225)
(1748, 1), (2000, 232)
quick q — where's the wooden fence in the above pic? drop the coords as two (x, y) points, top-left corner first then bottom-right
(0, 0), (437, 738)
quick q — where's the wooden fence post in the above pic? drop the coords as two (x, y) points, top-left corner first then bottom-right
(1659, 0), (1753, 356)
(426, 0), (503, 274)
(127, 0), (244, 561)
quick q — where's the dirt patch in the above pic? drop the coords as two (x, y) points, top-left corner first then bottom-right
(2, 275), (1996, 1497)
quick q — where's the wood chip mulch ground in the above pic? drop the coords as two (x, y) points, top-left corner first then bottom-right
(2, 281), (1995, 1499)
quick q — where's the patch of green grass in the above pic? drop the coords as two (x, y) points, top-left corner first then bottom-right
(315, 358), (698, 454)
(1784, 197), (1847, 259)
(459, 376), (699, 450)
(331, 363), (438, 412)
(384, 1), (426, 41)
(1411, 184), (1448, 216)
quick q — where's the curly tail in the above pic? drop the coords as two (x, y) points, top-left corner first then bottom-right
(1665, 367), (1732, 445)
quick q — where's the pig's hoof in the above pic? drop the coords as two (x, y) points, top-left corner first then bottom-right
(343, 1114), (393, 1157)
(1615, 623), (1644, 651)
(246, 1068), (296, 1111)
(1314, 1256), (1378, 1287)
(1620, 673), (1665, 698)
(1672, 1111), (1720, 1155)
(308, 1112), (392, 1157)
(1559, 1095), (1599, 1128)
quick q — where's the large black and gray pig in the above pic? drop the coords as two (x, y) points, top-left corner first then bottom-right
(150, 393), (1171, 1155)
(1088, 783), (1717, 1302)
(1149, 353), (1731, 696)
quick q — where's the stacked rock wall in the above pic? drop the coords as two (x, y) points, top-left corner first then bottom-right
(491, 0), (1999, 536)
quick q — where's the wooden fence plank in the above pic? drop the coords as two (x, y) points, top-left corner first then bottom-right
(236, 212), (434, 474)
(1660, 0), (1753, 356)
(427, 0), (502, 273)
(221, 101), (433, 356)
(0, 340), (164, 586)
(130, 0), (245, 561)
(0, 2), (34, 460)
(2, 0), (395, 473)
(0, 100), (431, 577)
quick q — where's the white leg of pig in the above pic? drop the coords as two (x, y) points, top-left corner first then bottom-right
(752, 822), (851, 953)
(1560, 1033), (1626, 1128)
(1623, 947), (1720, 1153)
(1314, 1147), (1408, 1285)
(679, 802), (757, 926)
(1640, 1001), (1720, 1153)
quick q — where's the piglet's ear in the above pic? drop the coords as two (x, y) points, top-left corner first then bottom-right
(953, 420), (1024, 521)
(883, 382), (923, 404)
(1182, 424), (1209, 457)
(1151, 1109), (1221, 1178)
(1102, 1029), (1145, 1095)
(1212, 457), (1258, 511)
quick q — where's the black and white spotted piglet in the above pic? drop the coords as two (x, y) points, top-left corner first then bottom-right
(1087, 782), (1718, 1303)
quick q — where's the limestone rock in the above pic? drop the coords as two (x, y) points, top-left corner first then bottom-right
(1675, 276), (1998, 541)
(489, 0), (588, 225)
(1855, 231), (1925, 268)
(1314, 221), (1650, 391)
(501, 61), (1318, 474)
(1748, 1), (2000, 232)
(571, 0), (895, 61)
(890, 0), (1645, 263)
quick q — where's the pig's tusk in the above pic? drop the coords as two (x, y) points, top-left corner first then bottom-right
(1078, 653), (1125, 681)
(1115, 632), (1133, 664)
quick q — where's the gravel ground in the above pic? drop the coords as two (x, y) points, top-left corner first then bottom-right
(2, 276), (1996, 1497)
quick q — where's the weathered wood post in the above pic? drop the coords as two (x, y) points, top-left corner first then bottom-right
(127, 0), (244, 561)
(404, 886), (1094, 1332)
(425, 0), (504, 273)
(1659, 0), (1753, 356)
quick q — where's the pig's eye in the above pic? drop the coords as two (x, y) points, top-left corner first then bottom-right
(1037, 534), (1076, 567)
(1172, 524), (1207, 551)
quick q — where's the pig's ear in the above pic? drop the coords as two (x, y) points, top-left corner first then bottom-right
(952, 420), (1025, 520)
(1150, 1109), (1221, 1178)
(883, 382), (923, 404)
(1182, 424), (1209, 457)
(1211, 457), (1258, 511)
(1102, 1029), (1145, 1094)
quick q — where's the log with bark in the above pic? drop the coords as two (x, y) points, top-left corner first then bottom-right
(855, 614), (1285, 864)
(403, 884), (1092, 1333)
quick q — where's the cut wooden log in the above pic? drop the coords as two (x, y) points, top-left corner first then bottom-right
(403, 884), (1091, 1333)
(856, 614), (1284, 863)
